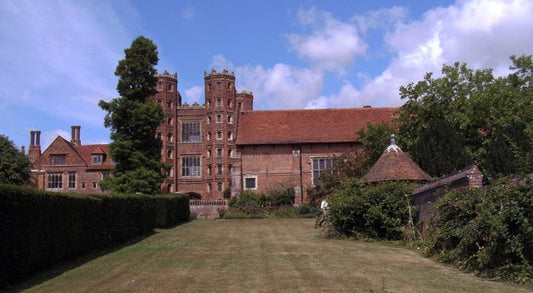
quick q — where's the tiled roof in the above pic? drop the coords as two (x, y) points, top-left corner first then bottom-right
(75, 144), (115, 170)
(363, 138), (432, 183)
(235, 107), (397, 145)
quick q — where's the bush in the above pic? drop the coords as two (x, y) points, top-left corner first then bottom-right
(328, 180), (417, 240)
(155, 194), (190, 228)
(427, 184), (533, 283)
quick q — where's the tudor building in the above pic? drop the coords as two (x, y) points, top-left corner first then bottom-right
(29, 69), (398, 203)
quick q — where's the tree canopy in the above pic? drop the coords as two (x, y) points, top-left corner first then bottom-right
(99, 36), (165, 194)
(0, 135), (31, 185)
(397, 55), (533, 179)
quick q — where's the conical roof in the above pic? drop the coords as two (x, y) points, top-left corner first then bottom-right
(363, 135), (433, 183)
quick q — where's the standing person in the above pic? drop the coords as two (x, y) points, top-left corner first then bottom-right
(316, 197), (329, 228)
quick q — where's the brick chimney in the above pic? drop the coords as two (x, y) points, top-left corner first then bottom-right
(71, 125), (81, 145)
(28, 130), (41, 163)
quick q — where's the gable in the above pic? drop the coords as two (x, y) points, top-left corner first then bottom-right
(33, 136), (86, 167)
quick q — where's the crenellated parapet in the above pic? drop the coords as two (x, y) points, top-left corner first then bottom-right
(204, 69), (234, 77)
(156, 70), (178, 79)
(179, 101), (205, 109)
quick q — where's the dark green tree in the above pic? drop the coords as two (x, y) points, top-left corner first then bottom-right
(356, 122), (398, 166)
(0, 135), (31, 185)
(99, 36), (165, 194)
(398, 56), (533, 179)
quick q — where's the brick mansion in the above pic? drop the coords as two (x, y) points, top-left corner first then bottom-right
(28, 70), (397, 204)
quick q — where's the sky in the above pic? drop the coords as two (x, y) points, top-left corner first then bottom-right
(1, 0), (533, 150)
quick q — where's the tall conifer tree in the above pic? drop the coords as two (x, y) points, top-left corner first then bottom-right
(99, 36), (165, 194)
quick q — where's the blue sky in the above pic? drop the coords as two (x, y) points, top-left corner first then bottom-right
(1, 0), (533, 150)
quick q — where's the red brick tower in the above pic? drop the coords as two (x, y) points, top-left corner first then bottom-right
(203, 69), (240, 199)
(153, 71), (180, 193)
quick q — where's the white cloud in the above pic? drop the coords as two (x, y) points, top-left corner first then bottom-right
(286, 8), (367, 72)
(355, 0), (533, 107)
(352, 6), (407, 34)
(0, 0), (133, 127)
(237, 64), (323, 109)
(184, 86), (204, 104)
(209, 54), (235, 72)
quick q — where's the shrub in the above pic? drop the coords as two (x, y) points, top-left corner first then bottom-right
(427, 184), (533, 283)
(155, 194), (190, 227)
(327, 180), (417, 240)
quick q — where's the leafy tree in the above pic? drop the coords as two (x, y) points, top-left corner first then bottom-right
(356, 122), (398, 166)
(398, 56), (533, 179)
(99, 36), (165, 194)
(0, 135), (31, 185)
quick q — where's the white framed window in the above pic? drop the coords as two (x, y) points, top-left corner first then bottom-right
(244, 176), (257, 190)
(47, 173), (62, 189)
(92, 154), (104, 164)
(217, 182), (223, 192)
(217, 131), (222, 140)
(311, 157), (336, 184)
(68, 173), (76, 189)
(216, 114), (222, 123)
(182, 157), (201, 177)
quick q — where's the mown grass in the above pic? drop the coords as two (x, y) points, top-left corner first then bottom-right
(6, 218), (532, 292)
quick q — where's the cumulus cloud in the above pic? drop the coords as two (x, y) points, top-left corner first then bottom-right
(236, 63), (323, 109)
(286, 7), (367, 72)
(184, 86), (204, 104)
(209, 54), (235, 72)
(315, 0), (533, 108)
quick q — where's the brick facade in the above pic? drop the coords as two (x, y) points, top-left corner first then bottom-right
(29, 69), (398, 203)
(30, 127), (114, 194)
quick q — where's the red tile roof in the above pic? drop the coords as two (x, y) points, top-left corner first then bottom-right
(363, 141), (433, 183)
(74, 144), (115, 170)
(235, 107), (397, 145)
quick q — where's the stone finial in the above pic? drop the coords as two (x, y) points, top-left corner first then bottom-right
(385, 134), (402, 153)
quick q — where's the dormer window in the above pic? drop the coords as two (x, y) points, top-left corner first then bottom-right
(92, 154), (105, 165)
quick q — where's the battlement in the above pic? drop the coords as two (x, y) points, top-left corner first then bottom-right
(204, 69), (235, 77)
(179, 101), (205, 109)
(237, 90), (253, 96)
(156, 70), (178, 79)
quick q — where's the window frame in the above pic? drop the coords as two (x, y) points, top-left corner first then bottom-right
(47, 173), (63, 189)
(244, 176), (257, 190)
(311, 157), (336, 185)
(181, 122), (201, 142)
(182, 157), (201, 177)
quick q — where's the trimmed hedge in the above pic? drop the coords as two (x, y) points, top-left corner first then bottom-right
(155, 194), (190, 228)
(0, 185), (189, 287)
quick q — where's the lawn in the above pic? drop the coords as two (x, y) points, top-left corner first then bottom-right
(7, 218), (532, 292)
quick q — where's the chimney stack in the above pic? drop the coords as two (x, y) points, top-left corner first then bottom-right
(28, 130), (41, 163)
(71, 125), (81, 145)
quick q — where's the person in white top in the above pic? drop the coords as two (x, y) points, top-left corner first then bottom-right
(316, 197), (329, 228)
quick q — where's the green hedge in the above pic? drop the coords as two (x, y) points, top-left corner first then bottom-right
(155, 194), (190, 228)
(0, 185), (189, 287)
